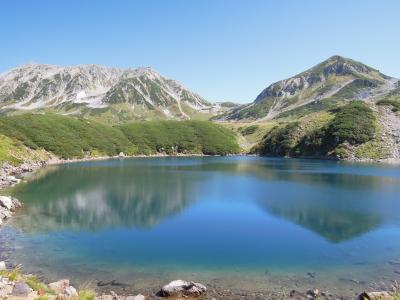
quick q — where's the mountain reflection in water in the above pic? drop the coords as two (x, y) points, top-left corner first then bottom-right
(11, 157), (400, 243)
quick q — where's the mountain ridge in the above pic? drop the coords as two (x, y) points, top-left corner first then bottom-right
(217, 55), (399, 121)
(0, 63), (220, 121)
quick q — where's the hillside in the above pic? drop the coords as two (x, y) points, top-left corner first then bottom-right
(0, 64), (224, 122)
(217, 55), (399, 121)
(251, 101), (398, 160)
(0, 114), (240, 162)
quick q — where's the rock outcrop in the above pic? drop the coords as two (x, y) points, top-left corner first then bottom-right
(0, 196), (22, 227)
(159, 280), (207, 298)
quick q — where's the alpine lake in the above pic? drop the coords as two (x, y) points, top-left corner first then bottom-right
(1, 156), (400, 298)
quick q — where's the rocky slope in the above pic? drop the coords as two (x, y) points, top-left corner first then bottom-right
(0, 64), (221, 121)
(218, 55), (399, 121)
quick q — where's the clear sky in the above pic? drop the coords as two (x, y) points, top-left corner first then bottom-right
(1, 0), (399, 103)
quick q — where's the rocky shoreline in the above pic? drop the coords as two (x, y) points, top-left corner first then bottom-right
(1, 159), (400, 299)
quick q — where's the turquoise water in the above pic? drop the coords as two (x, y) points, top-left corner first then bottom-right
(1, 157), (400, 294)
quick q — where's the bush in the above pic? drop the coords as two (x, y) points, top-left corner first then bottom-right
(119, 120), (240, 155)
(0, 114), (240, 159)
(239, 125), (259, 136)
(258, 122), (300, 156)
(256, 101), (376, 158)
(327, 101), (376, 145)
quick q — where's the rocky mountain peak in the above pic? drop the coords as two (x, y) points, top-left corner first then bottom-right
(0, 63), (214, 120)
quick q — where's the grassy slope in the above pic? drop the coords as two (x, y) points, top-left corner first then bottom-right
(220, 122), (277, 151)
(377, 87), (400, 112)
(254, 101), (382, 159)
(119, 120), (240, 155)
(0, 134), (52, 166)
(0, 114), (240, 161)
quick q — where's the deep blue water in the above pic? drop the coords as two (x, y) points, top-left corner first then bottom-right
(1, 156), (400, 290)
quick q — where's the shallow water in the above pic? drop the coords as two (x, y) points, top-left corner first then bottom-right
(1, 157), (400, 297)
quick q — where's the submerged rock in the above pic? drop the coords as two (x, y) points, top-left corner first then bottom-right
(159, 280), (207, 297)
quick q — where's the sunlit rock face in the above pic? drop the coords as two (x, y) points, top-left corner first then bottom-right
(0, 64), (217, 121)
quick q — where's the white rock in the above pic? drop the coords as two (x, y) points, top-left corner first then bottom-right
(64, 285), (78, 298)
(126, 295), (145, 300)
(0, 196), (12, 210)
(359, 291), (393, 299)
(0, 261), (5, 270)
(0, 284), (13, 298)
(160, 280), (207, 297)
(49, 279), (70, 293)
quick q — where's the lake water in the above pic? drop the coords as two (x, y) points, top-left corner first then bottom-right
(1, 157), (400, 298)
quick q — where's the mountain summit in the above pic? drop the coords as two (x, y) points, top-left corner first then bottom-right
(0, 64), (217, 121)
(219, 55), (398, 121)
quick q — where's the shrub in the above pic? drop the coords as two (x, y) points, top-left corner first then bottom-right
(327, 101), (376, 145)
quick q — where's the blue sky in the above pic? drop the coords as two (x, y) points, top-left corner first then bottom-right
(1, 0), (399, 103)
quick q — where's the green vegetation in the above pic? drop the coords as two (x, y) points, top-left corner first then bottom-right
(328, 100), (376, 145)
(257, 122), (300, 156)
(333, 78), (379, 99)
(0, 134), (51, 165)
(277, 98), (343, 120)
(26, 275), (54, 294)
(119, 120), (239, 155)
(377, 99), (400, 111)
(0, 114), (130, 159)
(0, 113), (240, 160)
(377, 88), (400, 112)
(239, 125), (259, 136)
(77, 289), (96, 300)
(256, 101), (377, 159)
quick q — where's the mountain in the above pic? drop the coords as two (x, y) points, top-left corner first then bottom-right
(0, 63), (221, 122)
(219, 55), (399, 121)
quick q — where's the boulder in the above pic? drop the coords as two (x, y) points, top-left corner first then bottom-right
(0, 196), (12, 210)
(306, 289), (319, 299)
(0, 208), (12, 219)
(159, 280), (206, 297)
(359, 291), (393, 300)
(11, 197), (22, 210)
(0, 283), (13, 298)
(12, 281), (32, 296)
(0, 261), (6, 270)
(64, 285), (78, 298)
(49, 279), (70, 293)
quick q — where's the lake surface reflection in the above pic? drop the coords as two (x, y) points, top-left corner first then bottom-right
(1, 157), (400, 296)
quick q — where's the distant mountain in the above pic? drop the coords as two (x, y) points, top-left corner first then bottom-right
(0, 63), (221, 121)
(218, 56), (399, 121)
